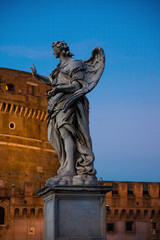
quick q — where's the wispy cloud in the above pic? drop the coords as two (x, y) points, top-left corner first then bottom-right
(0, 46), (50, 59)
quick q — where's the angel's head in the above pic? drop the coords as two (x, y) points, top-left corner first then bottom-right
(51, 41), (74, 58)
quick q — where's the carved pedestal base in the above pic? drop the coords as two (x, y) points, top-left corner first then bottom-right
(46, 174), (97, 187)
(38, 185), (112, 240)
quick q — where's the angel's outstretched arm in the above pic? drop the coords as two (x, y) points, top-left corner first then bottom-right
(30, 64), (52, 86)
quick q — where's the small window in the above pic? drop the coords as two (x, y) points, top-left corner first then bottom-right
(37, 208), (43, 218)
(13, 105), (16, 111)
(144, 209), (148, 218)
(114, 209), (118, 218)
(30, 208), (35, 217)
(151, 210), (155, 219)
(107, 223), (114, 232)
(107, 209), (111, 218)
(112, 183), (118, 196)
(6, 84), (15, 92)
(22, 208), (27, 217)
(2, 102), (6, 111)
(9, 122), (16, 130)
(8, 104), (11, 111)
(152, 222), (156, 230)
(126, 221), (133, 232)
(128, 183), (134, 196)
(143, 190), (149, 196)
(121, 209), (126, 219)
(129, 209), (133, 217)
(28, 85), (35, 96)
(143, 184), (149, 197)
(136, 209), (140, 217)
(0, 207), (5, 225)
(14, 208), (19, 218)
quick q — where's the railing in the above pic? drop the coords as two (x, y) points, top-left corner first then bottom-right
(0, 101), (47, 121)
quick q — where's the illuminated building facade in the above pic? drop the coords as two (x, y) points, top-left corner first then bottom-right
(0, 68), (59, 240)
(105, 181), (160, 240)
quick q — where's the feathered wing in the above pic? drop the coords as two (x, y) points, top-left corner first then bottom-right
(63, 47), (105, 112)
(84, 46), (105, 91)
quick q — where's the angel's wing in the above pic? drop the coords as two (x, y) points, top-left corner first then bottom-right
(84, 46), (105, 91)
(63, 47), (105, 112)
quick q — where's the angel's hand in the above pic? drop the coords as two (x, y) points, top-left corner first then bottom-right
(46, 87), (58, 99)
(30, 64), (38, 77)
(74, 87), (88, 96)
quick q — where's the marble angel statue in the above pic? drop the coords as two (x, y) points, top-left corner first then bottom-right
(31, 41), (105, 186)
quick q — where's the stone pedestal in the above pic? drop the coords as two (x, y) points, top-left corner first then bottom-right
(38, 185), (112, 240)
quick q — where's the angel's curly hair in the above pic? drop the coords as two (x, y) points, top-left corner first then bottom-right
(51, 41), (74, 57)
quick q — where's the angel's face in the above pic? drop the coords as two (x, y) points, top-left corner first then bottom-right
(53, 46), (61, 58)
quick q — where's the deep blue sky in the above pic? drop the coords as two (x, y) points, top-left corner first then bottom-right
(1, 0), (160, 182)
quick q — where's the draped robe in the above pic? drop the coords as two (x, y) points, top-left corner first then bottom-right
(47, 59), (96, 176)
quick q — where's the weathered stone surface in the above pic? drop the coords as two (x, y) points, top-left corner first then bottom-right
(46, 174), (97, 187)
(38, 185), (112, 240)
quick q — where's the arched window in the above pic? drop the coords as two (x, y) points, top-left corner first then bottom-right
(6, 84), (15, 92)
(136, 209), (141, 218)
(30, 208), (35, 217)
(37, 208), (43, 218)
(114, 209), (118, 218)
(106, 209), (111, 218)
(144, 210), (148, 218)
(14, 208), (19, 218)
(22, 208), (27, 217)
(151, 210), (155, 219)
(0, 207), (5, 225)
(120, 209), (126, 219)
(129, 209), (133, 217)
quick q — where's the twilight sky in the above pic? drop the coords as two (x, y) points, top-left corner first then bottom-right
(1, 0), (160, 182)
